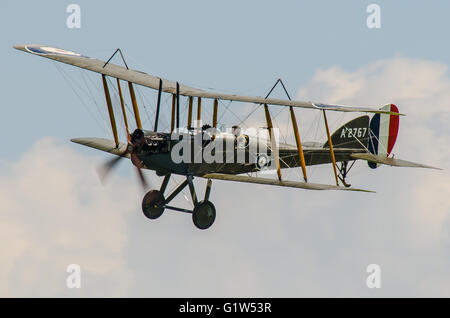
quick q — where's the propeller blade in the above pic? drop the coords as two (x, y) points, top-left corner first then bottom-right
(135, 166), (149, 190)
(97, 155), (124, 184)
(97, 129), (151, 190)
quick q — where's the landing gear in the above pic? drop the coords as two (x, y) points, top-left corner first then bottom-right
(192, 201), (216, 230)
(142, 190), (165, 219)
(140, 174), (217, 229)
(337, 161), (356, 187)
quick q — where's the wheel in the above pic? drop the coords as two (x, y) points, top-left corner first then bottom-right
(142, 190), (165, 219)
(192, 200), (216, 230)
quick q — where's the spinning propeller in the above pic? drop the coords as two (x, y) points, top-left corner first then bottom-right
(98, 128), (149, 190)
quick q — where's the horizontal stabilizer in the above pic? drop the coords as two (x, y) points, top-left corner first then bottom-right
(350, 153), (441, 170)
(71, 138), (129, 158)
(202, 173), (374, 192)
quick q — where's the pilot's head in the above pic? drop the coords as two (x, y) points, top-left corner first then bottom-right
(232, 125), (241, 136)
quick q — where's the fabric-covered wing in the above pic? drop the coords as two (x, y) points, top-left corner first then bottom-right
(201, 173), (374, 192)
(71, 137), (129, 158)
(350, 153), (441, 169)
(14, 44), (399, 115)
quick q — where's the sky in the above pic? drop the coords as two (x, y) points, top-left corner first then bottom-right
(1, 0), (450, 297)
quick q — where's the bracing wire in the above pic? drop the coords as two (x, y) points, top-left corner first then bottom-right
(135, 85), (154, 129)
(53, 62), (110, 136)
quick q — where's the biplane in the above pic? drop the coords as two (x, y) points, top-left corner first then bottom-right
(14, 44), (439, 230)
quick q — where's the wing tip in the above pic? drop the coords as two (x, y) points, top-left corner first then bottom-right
(70, 138), (85, 145)
(427, 165), (443, 171)
(13, 44), (26, 51)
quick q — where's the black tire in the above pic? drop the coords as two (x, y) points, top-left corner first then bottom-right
(192, 201), (216, 230)
(142, 190), (165, 219)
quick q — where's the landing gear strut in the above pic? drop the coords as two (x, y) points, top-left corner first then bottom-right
(141, 174), (216, 230)
(337, 161), (356, 187)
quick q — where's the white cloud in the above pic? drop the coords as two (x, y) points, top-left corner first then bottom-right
(297, 56), (450, 227)
(292, 56), (450, 296)
(298, 56), (450, 110)
(0, 138), (134, 297)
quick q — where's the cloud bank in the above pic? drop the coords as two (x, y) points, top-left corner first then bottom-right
(0, 138), (134, 297)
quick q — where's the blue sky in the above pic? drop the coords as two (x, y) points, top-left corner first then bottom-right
(1, 1), (450, 297)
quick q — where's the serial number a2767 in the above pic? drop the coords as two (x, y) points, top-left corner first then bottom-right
(223, 302), (271, 313)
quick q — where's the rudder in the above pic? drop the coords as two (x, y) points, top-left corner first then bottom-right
(367, 104), (400, 168)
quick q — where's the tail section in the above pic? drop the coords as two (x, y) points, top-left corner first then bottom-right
(367, 104), (400, 168)
(323, 115), (370, 149)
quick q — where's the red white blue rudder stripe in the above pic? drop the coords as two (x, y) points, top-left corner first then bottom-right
(367, 104), (400, 169)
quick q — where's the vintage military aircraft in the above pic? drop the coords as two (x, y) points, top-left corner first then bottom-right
(14, 44), (439, 230)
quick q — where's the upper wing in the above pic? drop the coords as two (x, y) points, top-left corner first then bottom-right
(14, 44), (400, 115)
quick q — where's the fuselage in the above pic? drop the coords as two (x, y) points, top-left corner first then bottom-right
(136, 130), (364, 176)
